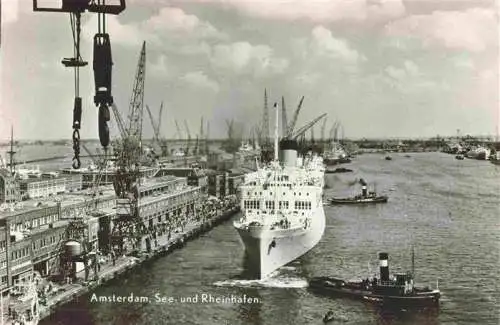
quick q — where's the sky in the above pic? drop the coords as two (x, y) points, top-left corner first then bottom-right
(0, 0), (499, 140)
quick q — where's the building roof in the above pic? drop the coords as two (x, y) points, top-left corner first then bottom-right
(0, 185), (116, 219)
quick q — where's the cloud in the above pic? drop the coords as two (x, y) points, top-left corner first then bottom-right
(180, 71), (220, 92)
(82, 6), (224, 47)
(210, 42), (289, 76)
(187, 0), (405, 23)
(143, 7), (224, 39)
(385, 60), (420, 80)
(83, 15), (151, 46)
(385, 8), (496, 53)
(149, 54), (169, 76)
(311, 26), (363, 63)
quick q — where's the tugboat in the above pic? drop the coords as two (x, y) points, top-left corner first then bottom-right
(325, 167), (353, 174)
(329, 179), (388, 205)
(309, 251), (441, 308)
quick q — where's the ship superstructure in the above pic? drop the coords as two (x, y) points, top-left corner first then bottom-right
(234, 139), (325, 278)
(234, 99), (326, 279)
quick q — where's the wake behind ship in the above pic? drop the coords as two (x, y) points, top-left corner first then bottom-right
(233, 138), (326, 279)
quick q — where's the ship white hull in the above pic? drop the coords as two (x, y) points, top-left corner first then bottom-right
(235, 207), (325, 279)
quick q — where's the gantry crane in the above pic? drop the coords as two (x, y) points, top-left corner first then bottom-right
(52, 150), (110, 283)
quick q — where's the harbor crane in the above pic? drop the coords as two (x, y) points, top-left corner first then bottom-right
(285, 96), (305, 139)
(184, 120), (192, 155)
(174, 120), (184, 154)
(281, 96), (288, 138)
(198, 117), (204, 155)
(321, 117), (327, 144)
(205, 121), (210, 155)
(291, 113), (328, 140)
(262, 89), (270, 146)
(33, 0), (126, 169)
(110, 103), (128, 140)
(146, 102), (168, 156)
(110, 41), (150, 256)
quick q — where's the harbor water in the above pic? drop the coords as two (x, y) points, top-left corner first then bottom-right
(32, 151), (499, 325)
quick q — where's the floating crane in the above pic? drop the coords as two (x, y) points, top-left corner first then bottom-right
(33, 0), (126, 169)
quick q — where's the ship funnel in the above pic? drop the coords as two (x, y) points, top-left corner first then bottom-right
(379, 252), (389, 282)
(362, 186), (367, 197)
(279, 139), (298, 167)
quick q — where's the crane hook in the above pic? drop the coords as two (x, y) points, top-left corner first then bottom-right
(98, 103), (110, 148)
(72, 129), (81, 169)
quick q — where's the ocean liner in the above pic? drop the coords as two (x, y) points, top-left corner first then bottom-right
(233, 104), (326, 279)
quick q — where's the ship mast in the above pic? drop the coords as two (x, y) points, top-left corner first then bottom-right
(7, 126), (16, 175)
(274, 102), (279, 162)
(411, 245), (415, 279)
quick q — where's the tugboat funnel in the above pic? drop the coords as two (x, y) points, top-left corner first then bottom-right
(362, 186), (367, 197)
(379, 252), (389, 282)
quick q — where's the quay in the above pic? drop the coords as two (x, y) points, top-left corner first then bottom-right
(36, 204), (239, 321)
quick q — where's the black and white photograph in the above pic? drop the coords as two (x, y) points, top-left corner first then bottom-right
(0, 0), (499, 324)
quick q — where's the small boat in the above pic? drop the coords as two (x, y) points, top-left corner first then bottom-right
(325, 167), (353, 174)
(329, 194), (388, 205)
(385, 156), (392, 161)
(329, 179), (387, 205)
(323, 310), (335, 323)
(309, 251), (441, 308)
(455, 154), (465, 160)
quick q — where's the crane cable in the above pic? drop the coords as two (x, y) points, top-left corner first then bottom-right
(69, 12), (83, 169)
